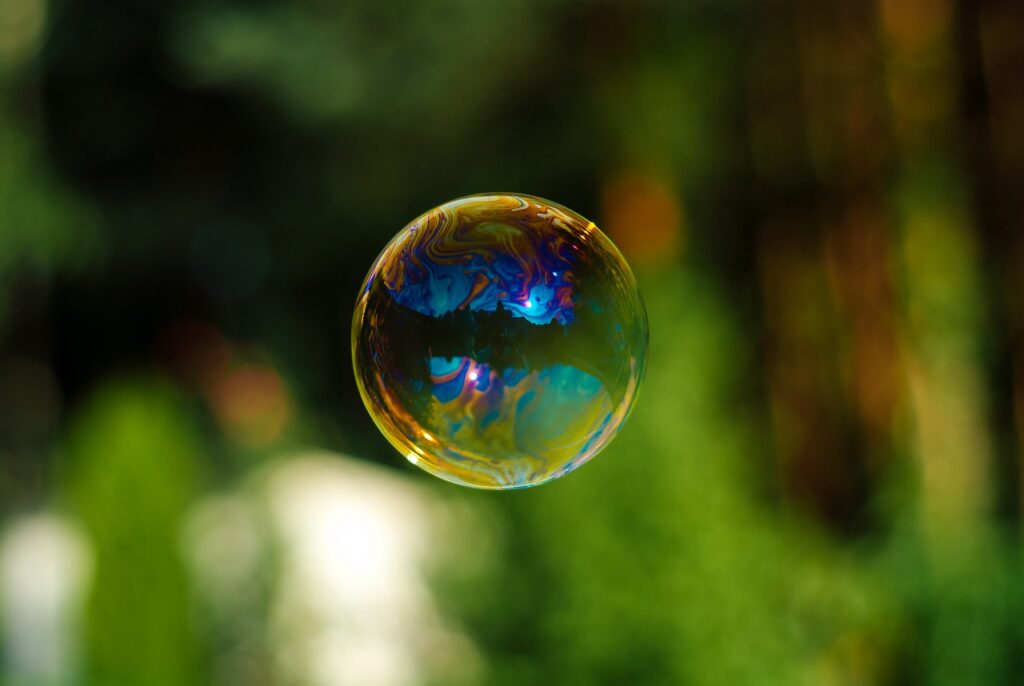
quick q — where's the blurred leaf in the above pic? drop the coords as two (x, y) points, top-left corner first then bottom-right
(172, 0), (558, 131)
(0, 112), (102, 278)
(60, 380), (206, 686)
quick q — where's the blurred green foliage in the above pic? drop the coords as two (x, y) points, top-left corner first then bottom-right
(1, 0), (1024, 684)
(450, 268), (1024, 685)
(61, 383), (205, 686)
(0, 105), (100, 334)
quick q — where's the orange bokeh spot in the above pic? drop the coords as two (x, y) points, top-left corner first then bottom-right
(600, 171), (684, 264)
(208, 364), (292, 447)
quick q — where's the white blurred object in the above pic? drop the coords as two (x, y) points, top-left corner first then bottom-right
(0, 513), (91, 686)
(186, 452), (484, 686)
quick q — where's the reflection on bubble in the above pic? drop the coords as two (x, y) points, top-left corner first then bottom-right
(352, 194), (648, 489)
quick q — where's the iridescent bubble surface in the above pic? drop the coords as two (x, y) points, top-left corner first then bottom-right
(352, 194), (648, 489)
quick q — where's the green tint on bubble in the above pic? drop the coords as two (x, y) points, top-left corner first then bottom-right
(352, 194), (648, 489)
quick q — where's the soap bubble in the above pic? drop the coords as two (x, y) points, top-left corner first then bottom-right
(352, 194), (648, 489)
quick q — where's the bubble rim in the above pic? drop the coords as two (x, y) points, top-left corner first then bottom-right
(350, 192), (649, 490)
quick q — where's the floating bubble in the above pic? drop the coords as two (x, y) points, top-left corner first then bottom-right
(352, 194), (648, 489)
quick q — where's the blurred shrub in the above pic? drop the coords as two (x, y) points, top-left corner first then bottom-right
(60, 381), (206, 686)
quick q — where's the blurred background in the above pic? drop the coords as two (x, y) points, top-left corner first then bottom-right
(1, 0), (1024, 683)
